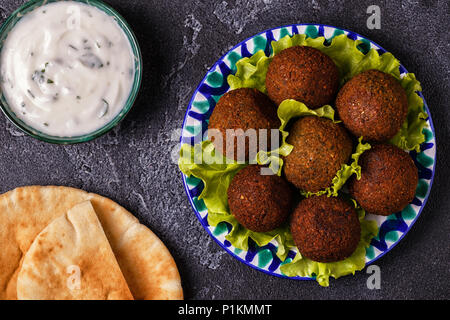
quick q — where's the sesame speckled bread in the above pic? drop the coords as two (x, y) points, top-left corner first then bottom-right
(0, 186), (183, 300)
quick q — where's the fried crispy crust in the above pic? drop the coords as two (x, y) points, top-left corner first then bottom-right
(336, 69), (408, 142)
(227, 165), (294, 232)
(208, 88), (280, 161)
(349, 143), (418, 216)
(283, 116), (353, 193)
(265, 46), (339, 108)
(290, 195), (361, 263)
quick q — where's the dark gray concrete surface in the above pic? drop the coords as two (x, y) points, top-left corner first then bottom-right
(0, 0), (448, 300)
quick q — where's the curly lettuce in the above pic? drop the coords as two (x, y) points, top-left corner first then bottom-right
(179, 141), (293, 261)
(228, 33), (428, 152)
(178, 32), (438, 286)
(280, 200), (378, 287)
(179, 139), (378, 286)
(273, 99), (371, 197)
(257, 101), (337, 176)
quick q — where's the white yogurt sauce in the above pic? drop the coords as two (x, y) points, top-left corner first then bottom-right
(0, 1), (136, 137)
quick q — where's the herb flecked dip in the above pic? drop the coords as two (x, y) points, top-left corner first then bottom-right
(0, 1), (135, 137)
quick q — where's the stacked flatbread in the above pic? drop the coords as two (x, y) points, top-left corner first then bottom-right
(0, 186), (183, 300)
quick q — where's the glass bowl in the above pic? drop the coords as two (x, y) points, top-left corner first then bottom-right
(0, 0), (142, 144)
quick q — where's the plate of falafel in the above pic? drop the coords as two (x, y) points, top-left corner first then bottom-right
(179, 24), (436, 286)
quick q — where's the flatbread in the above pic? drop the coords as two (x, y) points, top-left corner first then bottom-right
(0, 186), (183, 300)
(17, 201), (134, 300)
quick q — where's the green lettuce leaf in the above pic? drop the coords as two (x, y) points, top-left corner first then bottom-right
(256, 100), (337, 176)
(300, 137), (371, 198)
(326, 137), (372, 196)
(280, 200), (378, 287)
(390, 73), (428, 152)
(227, 50), (271, 93)
(228, 33), (428, 152)
(179, 32), (428, 286)
(179, 141), (245, 216)
(179, 141), (294, 261)
(272, 99), (372, 197)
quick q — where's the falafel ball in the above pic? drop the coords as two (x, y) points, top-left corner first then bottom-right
(208, 88), (280, 161)
(336, 69), (408, 142)
(265, 46), (339, 108)
(227, 165), (295, 232)
(290, 195), (361, 263)
(283, 116), (353, 193)
(349, 143), (418, 216)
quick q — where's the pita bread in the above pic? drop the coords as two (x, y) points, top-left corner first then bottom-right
(0, 186), (183, 300)
(17, 201), (134, 300)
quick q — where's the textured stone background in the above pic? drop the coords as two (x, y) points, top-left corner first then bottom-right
(0, 0), (448, 300)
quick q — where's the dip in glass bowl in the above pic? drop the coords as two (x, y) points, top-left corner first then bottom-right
(0, 0), (142, 144)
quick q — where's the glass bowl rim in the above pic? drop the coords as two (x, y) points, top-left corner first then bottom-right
(0, 0), (143, 144)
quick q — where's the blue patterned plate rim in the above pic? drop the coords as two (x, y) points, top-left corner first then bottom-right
(179, 23), (436, 280)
